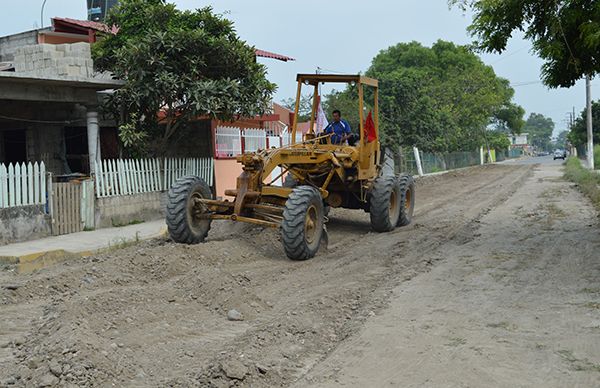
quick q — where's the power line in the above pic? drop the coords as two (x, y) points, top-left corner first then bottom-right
(510, 80), (543, 87)
(0, 114), (86, 124)
(489, 45), (529, 65)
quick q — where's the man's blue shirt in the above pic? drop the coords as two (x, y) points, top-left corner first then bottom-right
(324, 120), (351, 144)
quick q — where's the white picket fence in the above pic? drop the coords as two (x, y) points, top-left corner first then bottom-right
(215, 126), (242, 158)
(94, 157), (214, 198)
(243, 128), (267, 152)
(0, 161), (47, 208)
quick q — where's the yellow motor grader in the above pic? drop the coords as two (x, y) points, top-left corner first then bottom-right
(166, 74), (415, 260)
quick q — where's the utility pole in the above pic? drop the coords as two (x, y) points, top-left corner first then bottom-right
(586, 75), (594, 169)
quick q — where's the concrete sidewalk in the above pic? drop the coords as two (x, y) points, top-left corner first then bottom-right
(0, 220), (166, 265)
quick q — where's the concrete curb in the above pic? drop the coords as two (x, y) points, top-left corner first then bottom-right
(0, 225), (168, 270)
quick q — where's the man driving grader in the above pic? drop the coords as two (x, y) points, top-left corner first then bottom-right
(165, 74), (415, 260)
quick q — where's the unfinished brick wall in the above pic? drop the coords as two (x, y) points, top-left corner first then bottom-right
(13, 42), (94, 79)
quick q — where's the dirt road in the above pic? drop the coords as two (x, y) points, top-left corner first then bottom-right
(1, 161), (598, 387)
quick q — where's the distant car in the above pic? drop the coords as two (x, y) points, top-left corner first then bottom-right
(553, 150), (565, 160)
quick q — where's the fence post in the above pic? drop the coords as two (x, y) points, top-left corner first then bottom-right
(46, 172), (53, 218)
(480, 146), (485, 165)
(0, 163), (6, 208)
(413, 147), (424, 177)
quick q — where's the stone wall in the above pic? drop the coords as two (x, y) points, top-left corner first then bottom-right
(13, 42), (94, 79)
(95, 192), (166, 229)
(0, 205), (51, 245)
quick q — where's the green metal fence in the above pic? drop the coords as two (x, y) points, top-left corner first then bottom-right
(496, 148), (523, 162)
(389, 146), (522, 176)
(420, 150), (481, 174)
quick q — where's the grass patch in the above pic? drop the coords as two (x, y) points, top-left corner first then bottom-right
(444, 337), (467, 347)
(563, 157), (600, 209)
(108, 232), (141, 250)
(111, 219), (145, 227)
(486, 321), (517, 331)
(580, 287), (600, 294)
(557, 349), (600, 372)
(582, 301), (600, 309)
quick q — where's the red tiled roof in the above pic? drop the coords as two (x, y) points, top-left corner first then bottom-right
(52, 17), (119, 34)
(51, 18), (293, 61)
(255, 49), (295, 62)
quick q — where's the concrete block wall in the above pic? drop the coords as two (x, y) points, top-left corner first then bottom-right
(95, 192), (166, 229)
(0, 29), (44, 63)
(0, 205), (51, 246)
(13, 42), (94, 79)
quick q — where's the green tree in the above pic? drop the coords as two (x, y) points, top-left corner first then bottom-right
(281, 94), (313, 122)
(568, 101), (600, 147)
(555, 130), (569, 149)
(321, 40), (523, 152)
(451, 0), (600, 87)
(93, 0), (275, 153)
(487, 129), (511, 151)
(523, 113), (555, 151)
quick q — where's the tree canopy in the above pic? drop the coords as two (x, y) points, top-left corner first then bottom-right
(451, 0), (600, 87)
(281, 94), (313, 123)
(568, 101), (600, 147)
(522, 113), (555, 151)
(93, 0), (275, 153)
(555, 130), (569, 149)
(323, 40), (523, 153)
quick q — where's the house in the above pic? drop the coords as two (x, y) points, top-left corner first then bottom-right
(0, 17), (295, 244)
(510, 133), (529, 147)
(508, 132), (532, 154)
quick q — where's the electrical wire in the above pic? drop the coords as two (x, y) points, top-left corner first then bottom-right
(554, 0), (578, 72)
(489, 45), (529, 65)
(0, 114), (86, 124)
(510, 80), (543, 87)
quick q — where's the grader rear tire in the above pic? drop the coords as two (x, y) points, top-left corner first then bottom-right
(369, 175), (401, 232)
(281, 186), (324, 260)
(166, 176), (212, 244)
(397, 174), (415, 226)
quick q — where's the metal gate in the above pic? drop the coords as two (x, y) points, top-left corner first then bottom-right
(51, 182), (83, 235)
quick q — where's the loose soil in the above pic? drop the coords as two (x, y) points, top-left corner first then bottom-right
(1, 162), (598, 387)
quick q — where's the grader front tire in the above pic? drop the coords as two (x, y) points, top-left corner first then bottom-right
(281, 186), (325, 260)
(369, 175), (402, 232)
(166, 176), (212, 244)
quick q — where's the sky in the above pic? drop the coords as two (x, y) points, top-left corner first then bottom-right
(1, 0), (594, 137)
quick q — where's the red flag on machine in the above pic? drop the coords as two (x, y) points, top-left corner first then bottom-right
(364, 111), (376, 142)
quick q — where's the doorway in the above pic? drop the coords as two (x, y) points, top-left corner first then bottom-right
(2, 130), (27, 164)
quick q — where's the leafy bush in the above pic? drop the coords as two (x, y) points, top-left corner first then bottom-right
(595, 145), (600, 170)
(564, 157), (600, 209)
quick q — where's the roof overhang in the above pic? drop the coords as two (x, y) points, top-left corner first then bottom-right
(0, 72), (123, 104)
